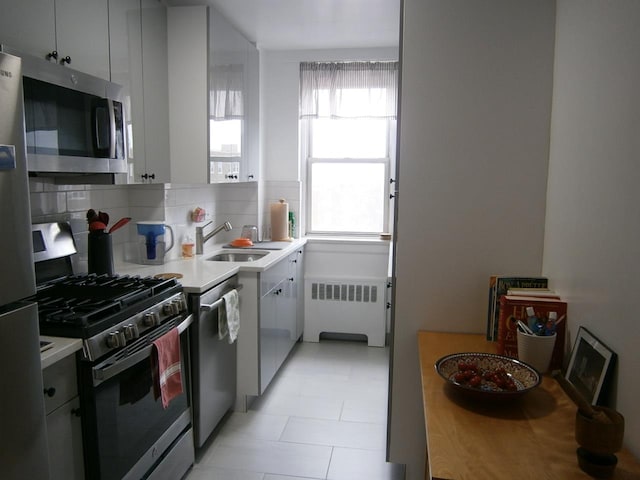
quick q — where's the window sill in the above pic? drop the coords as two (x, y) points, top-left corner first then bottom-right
(304, 235), (392, 246)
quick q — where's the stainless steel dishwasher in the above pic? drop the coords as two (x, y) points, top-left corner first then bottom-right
(189, 275), (239, 449)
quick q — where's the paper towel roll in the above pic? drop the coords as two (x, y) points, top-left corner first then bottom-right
(270, 199), (289, 241)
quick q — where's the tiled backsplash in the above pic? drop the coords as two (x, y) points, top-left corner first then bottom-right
(28, 178), (300, 272)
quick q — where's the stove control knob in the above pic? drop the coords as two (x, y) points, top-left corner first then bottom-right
(124, 324), (140, 340)
(107, 331), (124, 348)
(171, 299), (185, 313)
(163, 302), (178, 315)
(144, 312), (160, 327)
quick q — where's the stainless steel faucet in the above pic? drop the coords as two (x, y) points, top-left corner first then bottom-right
(195, 221), (232, 254)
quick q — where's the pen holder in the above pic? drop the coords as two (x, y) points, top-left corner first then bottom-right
(517, 330), (556, 373)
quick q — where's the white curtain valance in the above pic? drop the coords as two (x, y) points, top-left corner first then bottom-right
(209, 64), (244, 120)
(299, 61), (398, 119)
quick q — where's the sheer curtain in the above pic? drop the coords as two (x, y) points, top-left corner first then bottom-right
(299, 61), (398, 119)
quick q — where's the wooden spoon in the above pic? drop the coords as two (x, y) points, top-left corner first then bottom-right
(552, 371), (612, 424)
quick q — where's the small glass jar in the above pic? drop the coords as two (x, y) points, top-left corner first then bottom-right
(181, 233), (195, 258)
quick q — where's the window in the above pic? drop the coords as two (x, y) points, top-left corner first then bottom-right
(300, 61), (398, 235)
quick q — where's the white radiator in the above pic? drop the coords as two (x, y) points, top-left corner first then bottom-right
(303, 276), (387, 347)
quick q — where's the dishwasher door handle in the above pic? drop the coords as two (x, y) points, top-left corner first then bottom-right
(200, 285), (243, 312)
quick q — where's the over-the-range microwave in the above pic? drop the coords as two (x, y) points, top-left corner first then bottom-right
(1, 45), (127, 181)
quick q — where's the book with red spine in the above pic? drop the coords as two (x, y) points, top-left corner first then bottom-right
(497, 295), (567, 371)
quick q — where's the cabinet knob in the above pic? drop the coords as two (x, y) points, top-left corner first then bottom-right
(247, 174), (254, 179)
(288, 277), (294, 282)
(60, 56), (72, 65)
(71, 408), (81, 418)
(43, 387), (56, 398)
(46, 50), (58, 61)
(141, 173), (156, 181)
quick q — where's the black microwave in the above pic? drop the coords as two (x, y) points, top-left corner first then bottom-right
(2, 46), (127, 177)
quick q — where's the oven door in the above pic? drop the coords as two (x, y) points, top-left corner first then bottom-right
(80, 315), (193, 480)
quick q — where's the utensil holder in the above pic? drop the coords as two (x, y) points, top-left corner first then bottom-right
(517, 330), (556, 373)
(88, 231), (114, 275)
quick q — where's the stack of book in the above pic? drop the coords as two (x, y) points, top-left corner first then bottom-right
(487, 276), (567, 371)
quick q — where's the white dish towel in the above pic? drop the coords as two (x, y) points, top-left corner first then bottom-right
(218, 289), (240, 343)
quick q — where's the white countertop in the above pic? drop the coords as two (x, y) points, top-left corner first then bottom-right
(40, 336), (83, 370)
(39, 238), (307, 369)
(114, 238), (308, 293)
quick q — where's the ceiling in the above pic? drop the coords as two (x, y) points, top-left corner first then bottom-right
(163, 0), (401, 50)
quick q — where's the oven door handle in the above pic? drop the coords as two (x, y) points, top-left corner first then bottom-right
(92, 314), (193, 387)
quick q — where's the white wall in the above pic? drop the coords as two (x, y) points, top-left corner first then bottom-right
(544, 0), (640, 458)
(390, 1), (556, 478)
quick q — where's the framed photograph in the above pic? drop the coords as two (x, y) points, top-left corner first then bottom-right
(565, 327), (616, 405)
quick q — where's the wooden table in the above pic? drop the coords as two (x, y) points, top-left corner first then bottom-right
(418, 331), (640, 480)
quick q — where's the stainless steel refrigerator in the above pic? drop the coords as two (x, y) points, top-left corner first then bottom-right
(0, 51), (50, 479)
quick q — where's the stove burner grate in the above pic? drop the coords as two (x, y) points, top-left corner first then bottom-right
(32, 273), (181, 337)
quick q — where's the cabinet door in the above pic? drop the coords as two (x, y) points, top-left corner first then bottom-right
(0, 0), (56, 60)
(128, 0), (170, 183)
(109, 0), (142, 179)
(167, 5), (208, 184)
(293, 249), (305, 339)
(42, 354), (78, 415)
(55, 0), (111, 80)
(208, 6), (259, 183)
(243, 41), (259, 182)
(259, 282), (281, 394)
(47, 396), (84, 480)
(278, 273), (297, 365)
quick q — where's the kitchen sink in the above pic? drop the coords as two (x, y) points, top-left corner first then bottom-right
(206, 250), (269, 262)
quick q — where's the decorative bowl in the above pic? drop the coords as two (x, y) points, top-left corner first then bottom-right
(435, 352), (541, 400)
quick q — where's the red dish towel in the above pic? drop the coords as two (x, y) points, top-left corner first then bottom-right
(151, 328), (183, 409)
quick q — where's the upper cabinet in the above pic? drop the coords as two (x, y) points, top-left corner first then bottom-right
(110, 0), (170, 183)
(208, 6), (259, 183)
(166, 6), (208, 184)
(0, 0), (110, 80)
(167, 5), (259, 184)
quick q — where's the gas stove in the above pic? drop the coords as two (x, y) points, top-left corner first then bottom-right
(30, 223), (194, 480)
(32, 273), (187, 361)
(30, 223), (189, 362)
(34, 273), (181, 337)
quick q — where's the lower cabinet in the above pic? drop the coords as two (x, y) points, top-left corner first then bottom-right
(42, 354), (84, 480)
(259, 251), (300, 394)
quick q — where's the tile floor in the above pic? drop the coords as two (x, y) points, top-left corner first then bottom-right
(185, 340), (405, 480)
